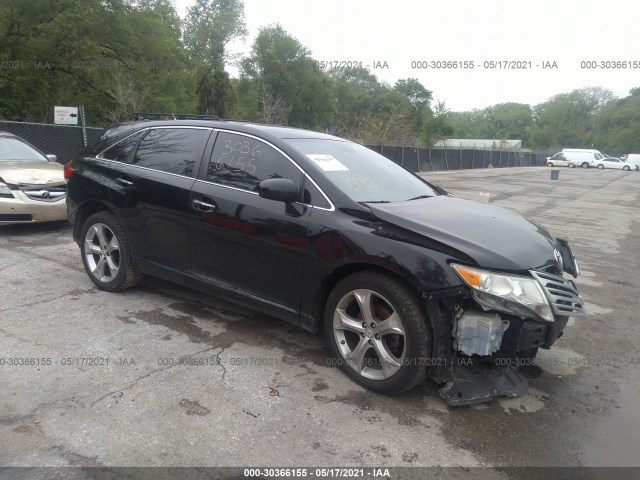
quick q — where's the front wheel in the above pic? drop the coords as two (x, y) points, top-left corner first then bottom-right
(623, 165), (630, 171)
(546, 162), (553, 167)
(80, 211), (141, 291)
(597, 164), (604, 169)
(324, 272), (431, 394)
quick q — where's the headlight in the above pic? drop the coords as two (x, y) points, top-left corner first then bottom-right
(0, 181), (14, 198)
(451, 264), (553, 322)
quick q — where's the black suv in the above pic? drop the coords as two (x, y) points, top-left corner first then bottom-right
(65, 120), (585, 405)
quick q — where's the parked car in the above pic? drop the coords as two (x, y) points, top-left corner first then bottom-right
(549, 149), (603, 168)
(590, 157), (634, 171)
(545, 152), (572, 167)
(621, 154), (640, 171)
(65, 120), (585, 405)
(0, 131), (66, 225)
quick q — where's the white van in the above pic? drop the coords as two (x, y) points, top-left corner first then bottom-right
(546, 149), (603, 169)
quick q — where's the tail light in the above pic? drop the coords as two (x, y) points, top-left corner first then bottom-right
(64, 159), (75, 180)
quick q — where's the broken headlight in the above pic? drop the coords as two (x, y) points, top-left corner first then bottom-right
(451, 264), (553, 322)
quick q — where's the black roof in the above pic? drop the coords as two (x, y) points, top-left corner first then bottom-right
(104, 119), (339, 141)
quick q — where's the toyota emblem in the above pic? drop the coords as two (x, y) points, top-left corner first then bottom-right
(554, 249), (562, 265)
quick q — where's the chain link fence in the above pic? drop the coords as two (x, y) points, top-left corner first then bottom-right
(0, 121), (545, 171)
(364, 144), (545, 172)
(0, 121), (103, 164)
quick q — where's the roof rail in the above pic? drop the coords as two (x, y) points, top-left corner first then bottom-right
(132, 112), (221, 121)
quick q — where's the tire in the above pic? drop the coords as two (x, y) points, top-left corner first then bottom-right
(623, 165), (630, 171)
(581, 162), (589, 169)
(597, 164), (604, 169)
(80, 211), (141, 291)
(569, 163), (576, 168)
(324, 272), (431, 394)
(546, 162), (553, 167)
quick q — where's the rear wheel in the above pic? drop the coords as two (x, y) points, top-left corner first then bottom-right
(597, 164), (604, 169)
(324, 272), (431, 394)
(80, 211), (141, 291)
(581, 162), (589, 169)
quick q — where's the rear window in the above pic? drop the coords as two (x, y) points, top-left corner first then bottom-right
(132, 128), (210, 176)
(102, 131), (146, 163)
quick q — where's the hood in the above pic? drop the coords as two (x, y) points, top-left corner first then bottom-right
(0, 161), (64, 185)
(367, 196), (559, 272)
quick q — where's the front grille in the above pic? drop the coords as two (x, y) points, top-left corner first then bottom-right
(20, 184), (66, 202)
(0, 214), (32, 222)
(530, 270), (586, 317)
(536, 263), (562, 275)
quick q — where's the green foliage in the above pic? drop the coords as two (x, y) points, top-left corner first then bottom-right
(593, 92), (640, 154)
(526, 87), (614, 149)
(2, 1), (637, 152)
(450, 87), (640, 152)
(184, 0), (246, 116)
(394, 78), (432, 111)
(0, 0), (195, 125)
(421, 101), (454, 147)
(239, 24), (335, 128)
(450, 103), (533, 144)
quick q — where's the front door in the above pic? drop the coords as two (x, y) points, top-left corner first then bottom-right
(188, 131), (312, 318)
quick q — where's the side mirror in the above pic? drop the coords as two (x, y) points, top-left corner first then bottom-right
(257, 178), (298, 203)
(46, 154), (57, 163)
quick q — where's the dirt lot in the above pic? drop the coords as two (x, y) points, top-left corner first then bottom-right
(1, 167), (638, 475)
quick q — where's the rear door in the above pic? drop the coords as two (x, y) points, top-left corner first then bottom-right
(188, 130), (313, 319)
(105, 126), (212, 273)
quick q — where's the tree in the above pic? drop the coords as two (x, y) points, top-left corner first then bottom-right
(183, 0), (246, 116)
(183, 0), (246, 69)
(394, 78), (432, 111)
(528, 87), (614, 149)
(421, 101), (453, 147)
(241, 25), (334, 128)
(0, 0), (195, 124)
(593, 88), (640, 154)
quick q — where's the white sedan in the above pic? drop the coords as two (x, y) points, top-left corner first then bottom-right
(591, 157), (634, 171)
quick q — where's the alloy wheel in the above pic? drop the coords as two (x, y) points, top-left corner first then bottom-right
(333, 289), (406, 380)
(84, 223), (121, 283)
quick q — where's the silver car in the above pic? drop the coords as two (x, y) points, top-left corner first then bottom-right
(0, 132), (66, 225)
(545, 152), (572, 167)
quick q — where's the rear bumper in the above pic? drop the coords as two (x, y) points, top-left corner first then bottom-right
(0, 191), (67, 225)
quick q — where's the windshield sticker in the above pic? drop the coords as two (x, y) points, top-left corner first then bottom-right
(307, 154), (349, 172)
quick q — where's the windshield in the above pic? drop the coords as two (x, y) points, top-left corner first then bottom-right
(0, 137), (48, 162)
(289, 139), (438, 203)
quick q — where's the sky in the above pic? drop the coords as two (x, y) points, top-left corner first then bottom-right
(173, 0), (640, 112)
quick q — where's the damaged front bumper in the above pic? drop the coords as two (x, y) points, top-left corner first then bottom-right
(426, 245), (586, 406)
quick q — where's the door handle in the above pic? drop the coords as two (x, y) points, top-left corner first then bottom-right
(116, 177), (134, 188)
(192, 198), (216, 212)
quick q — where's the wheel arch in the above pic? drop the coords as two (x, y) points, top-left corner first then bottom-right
(72, 200), (116, 244)
(310, 262), (427, 335)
